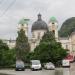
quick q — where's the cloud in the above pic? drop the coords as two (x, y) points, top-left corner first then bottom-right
(0, 0), (75, 39)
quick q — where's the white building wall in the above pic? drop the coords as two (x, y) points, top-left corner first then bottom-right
(3, 40), (16, 49)
(69, 32), (75, 55)
(18, 24), (28, 37)
(32, 30), (46, 40)
(30, 30), (47, 51)
(58, 38), (71, 53)
(48, 22), (58, 41)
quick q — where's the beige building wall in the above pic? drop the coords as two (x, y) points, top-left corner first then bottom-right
(18, 24), (28, 37)
(58, 32), (75, 56)
(32, 30), (46, 40)
(3, 40), (16, 49)
(70, 32), (75, 55)
(48, 22), (58, 41)
(58, 37), (72, 53)
(30, 30), (47, 51)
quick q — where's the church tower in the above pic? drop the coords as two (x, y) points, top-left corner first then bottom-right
(18, 18), (30, 37)
(48, 17), (58, 40)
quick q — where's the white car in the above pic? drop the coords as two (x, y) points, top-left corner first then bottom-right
(30, 60), (42, 70)
(44, 62), (55, 70)
(62, 59), (70, 67)
(16, 60), (25, 71)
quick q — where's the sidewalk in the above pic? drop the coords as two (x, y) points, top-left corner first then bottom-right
(0, 69), (16, 75)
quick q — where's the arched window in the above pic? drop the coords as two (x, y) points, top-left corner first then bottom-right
(66, 44), (68, 49)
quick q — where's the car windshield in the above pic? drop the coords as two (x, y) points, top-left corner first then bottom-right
(46, 62), (53, 65)
(16, 61), (24, 65)
(31, 60), (40, 65)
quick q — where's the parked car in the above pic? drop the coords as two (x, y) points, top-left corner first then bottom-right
(30, 60), (42, 70)
(16, 60), (25, 71)
(44, 62), (55, 70)
(62, 59), (70, 67)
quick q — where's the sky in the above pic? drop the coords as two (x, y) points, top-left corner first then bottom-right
(0, 0), (75, 40)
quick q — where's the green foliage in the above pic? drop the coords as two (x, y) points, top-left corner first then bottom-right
(16, 29), (30, 62)
(40, 31), (55, 43)
(59, 17), (75, 37)
(32, 31), (67, 65)
(0, 40), (15, 67)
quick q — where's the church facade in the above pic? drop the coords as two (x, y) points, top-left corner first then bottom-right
(3, 14), (75, 56)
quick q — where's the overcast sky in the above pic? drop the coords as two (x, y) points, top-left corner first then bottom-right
(0, 0), (75, 39)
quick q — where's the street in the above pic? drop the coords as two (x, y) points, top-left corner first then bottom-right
(0, 69), (62, 75)
(0, 68), (75, 75)
(0, 63), (75, 75)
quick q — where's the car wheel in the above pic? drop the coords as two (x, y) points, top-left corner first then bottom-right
(40, 68), (42, 70)
(22, 68), (25, 71)
(31, 68), (34, 71)
(15, 68), (18, 71)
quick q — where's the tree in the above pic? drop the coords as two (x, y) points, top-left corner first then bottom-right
(16, 28), (30, 62)
(33, 31), (68, 65)
(5, 48), (16, 66)
(0, 40), (9, 66)
(0, 40), (15, 67)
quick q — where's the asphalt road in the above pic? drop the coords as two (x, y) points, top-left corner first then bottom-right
(16, 69), (55, 75)
(16, 68), (74, 75)
(0, 68), (75, 75)
(0, 62), (75, 75)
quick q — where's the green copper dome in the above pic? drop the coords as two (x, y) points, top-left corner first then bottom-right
(19, 18), (30, 25)
(50, 16), (57, 22)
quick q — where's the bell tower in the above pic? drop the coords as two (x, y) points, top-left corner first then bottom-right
(48, 17), (58, 40)
(18, 18), (30, 37)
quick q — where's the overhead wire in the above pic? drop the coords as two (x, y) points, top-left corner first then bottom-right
(0, 0), (6, 7)
(0, 0), (16, 17)
(0, 0), (4, 4)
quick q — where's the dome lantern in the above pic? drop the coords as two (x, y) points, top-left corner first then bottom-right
(38, 13), (42, 21)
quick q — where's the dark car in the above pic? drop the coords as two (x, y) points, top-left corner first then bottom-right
(16, 60), (25, 71)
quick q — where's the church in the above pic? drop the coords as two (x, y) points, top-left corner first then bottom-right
(3, 14), (75, 56)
